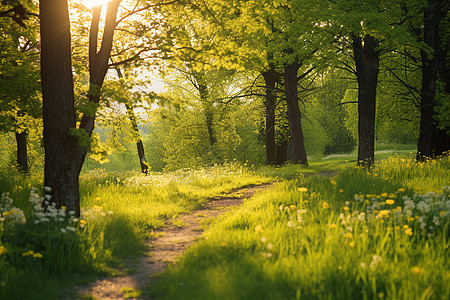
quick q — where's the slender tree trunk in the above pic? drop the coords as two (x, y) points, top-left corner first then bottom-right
(284, 61), (308, 165)
(417, 0), (444, 160)
(262, 67), (277, 165)
(113, 65), (149, 174)
(40, 0), (80, 215)
(352, 34), (379, 168)
(198, 83), (216, 147)
(15, 130), (28, 173)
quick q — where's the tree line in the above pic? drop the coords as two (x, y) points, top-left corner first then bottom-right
(0, 0), (448, 216)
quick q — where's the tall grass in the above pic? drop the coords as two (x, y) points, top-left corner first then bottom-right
(150, 155), (449, 299)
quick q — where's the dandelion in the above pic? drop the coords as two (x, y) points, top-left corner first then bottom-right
(289, 205), (296, 210)
(404, 228), (413, 236)
(61, 206), (66, 210)
(381, 193), (388, 197)
(94, 196), (101, 202)
(22, 250), (34, 257)
(322, 202), (329, 209)
(0, 245), (7, 256)
(379, 210), (390, 217)
(339, 189), (344, 193)
(343, 206), (349, 211)
(397, 188), (405, 192)
(344, 232), (353, 239)
(330, 180), (337, 185)
(254, 224), (263, 233)
(33, 253), (43, 258)
(349, 242), (355, 247)
(385, 199), (395, 205)
(411, 266), (422, 274)
(298, 187), (308, 193)
(220, 241), (227, 247)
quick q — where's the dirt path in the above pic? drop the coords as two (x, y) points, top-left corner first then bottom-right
(66, 183), (273, 299)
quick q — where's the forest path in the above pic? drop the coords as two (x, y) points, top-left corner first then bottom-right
(66, 183), (274, 300)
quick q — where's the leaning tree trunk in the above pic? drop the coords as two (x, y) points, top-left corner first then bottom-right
(417, 0), (443, 160)
(284, 61), (308, 165)
(262, 66), (277, 165)
(113, 65), (149, 174)
(40, 0), (80, 215)
(15, 130), (28, 173)
(352, 34), (380, 168)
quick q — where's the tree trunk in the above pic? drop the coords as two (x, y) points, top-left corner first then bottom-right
(262, 67), (277, 165)
(284, 61), (308, 165)
(198, 83), (216, 147)
(113, 65), (149, 174)
(40, 0), (80, 215)
(275, 139), (288, 165)
(417, 0), (444, 160)
(15, 130), (28, 173)
(352, 34), (379, 168)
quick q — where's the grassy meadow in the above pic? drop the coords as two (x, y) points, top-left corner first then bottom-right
(0, 147), (449, 299)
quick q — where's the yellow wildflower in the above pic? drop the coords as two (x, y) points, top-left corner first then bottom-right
(440, 211), (447, 216)
(330, 180), (337, 185)
(0, 245), (7, 256)
(339, 189), (344, 193)
(79, 219), (87, 225)
(388, 194), (396, 198)
(411, 266), (422, 274)
(254, 225), (263, 233)
(3, 210), (13, 216)
(397, 188), (405, 192)
(328, 224), (337, 229)
(343, 206), (349, 211)
(365, 200), (371, 205)
(385, 199), (395, 205)
(220, 241), (228, 247)
(95, 196), (101, 201)
(22, 250), (34, 257)
(61, 206), (66, 210)
(405, 228), (413, 236)
(379, 210), (390, 216)
(381, 193), (388, 197)
(403, 224), (409, 229)
(407, 217), (415, 222)
(33, 253), (43, 258)
(297, 187), (308, 193)
(92, 205), (103, 211)
(322, 202), (329, 209)
(289, 205), (296, 210)
(344, 232), (353, 239)
(349, 242), (355, 248)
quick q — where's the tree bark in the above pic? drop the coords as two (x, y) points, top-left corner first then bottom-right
(40, 0), (80, 215)
(417, 0), (445, 160)
(262, 67), (277, 165)
(284, 61), (308, 165)
(352, 34), (379, 168)
(275, 139), (288, 165)
(15, 130), (28, 173)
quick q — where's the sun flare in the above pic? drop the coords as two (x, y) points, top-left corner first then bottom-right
(83, 0), (110, 9)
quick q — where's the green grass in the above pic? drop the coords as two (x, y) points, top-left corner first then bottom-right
(0, 162), (271, 299)
(149, 155), (449, 300)
(1, 146), (448, 300)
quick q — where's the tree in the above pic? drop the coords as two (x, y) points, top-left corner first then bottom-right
(0, 0), (40, 173)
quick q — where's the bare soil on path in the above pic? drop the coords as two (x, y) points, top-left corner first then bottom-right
(65, 183), (273, 300)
